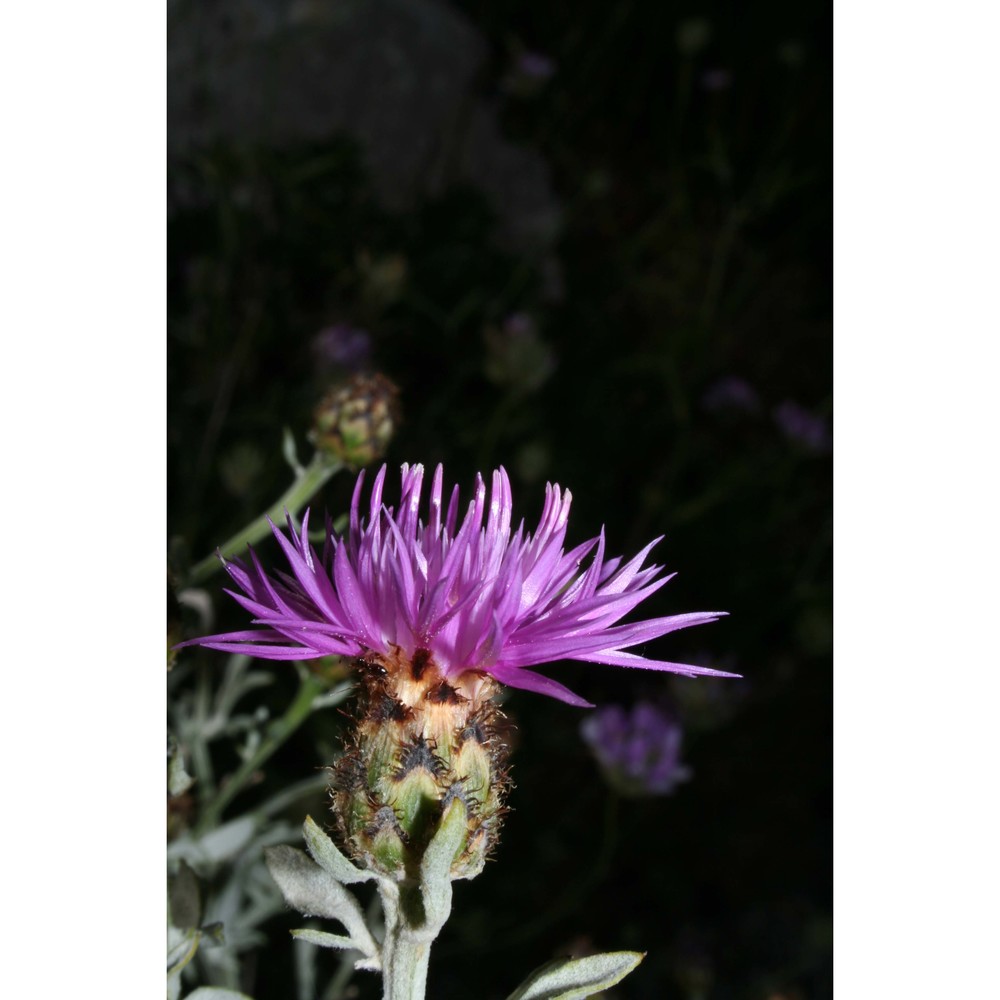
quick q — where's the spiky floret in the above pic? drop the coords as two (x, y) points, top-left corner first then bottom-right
(330, 649), (511, 881)
(181, 463), (735, 707)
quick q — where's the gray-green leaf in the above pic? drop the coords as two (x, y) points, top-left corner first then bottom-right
(303, 815), (373, 884)
(291, 928), (358, 951)
(265, 845), (379, 959)
(419, 797), (466, 927)
(282, 426), (305, 476)
(169, 861), (201, 929)
(505, 951), (645, 1000)
(168, 748), (195, 797)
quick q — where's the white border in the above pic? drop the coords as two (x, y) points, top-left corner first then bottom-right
(835, 1), (999, 996)
(1, 2), (164, 992)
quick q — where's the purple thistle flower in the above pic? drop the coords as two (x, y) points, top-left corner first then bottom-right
(515, 51), (556, 81)
(311, 324), (373, 372)
(773, 400), (831, 454)
(580, 702), (690, 795)
(702, 375), (761, 415)
(180, 464), (734, 707)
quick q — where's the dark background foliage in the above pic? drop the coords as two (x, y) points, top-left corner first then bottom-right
(169, 1), (831, 997)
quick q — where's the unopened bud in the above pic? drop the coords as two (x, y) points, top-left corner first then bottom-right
(311, 373), (401, 468)
(330, 650), (511, 882)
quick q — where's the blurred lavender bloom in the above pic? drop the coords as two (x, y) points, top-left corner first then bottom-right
(773, 400), (831, 453)
(519, 52), (555, 80)
(311, 324), (373, 373)
(702, 376), (761, 414)
(503, 49), (556, 97)
(580, 702), (691, 796)
(503, 312), (535, 337)
(701, 68), (732, 92)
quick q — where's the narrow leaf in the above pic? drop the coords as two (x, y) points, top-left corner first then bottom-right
(291, 928), (359, 951)
(282, 426), (304, 476)
(505, 951), (645, 1000)
(168, 750), (195, 797)
(168, 861), (201, 929)
(303, 815), (373, 884)
(419, 797), (466, 927)
(265, 846), (379, 959)
(198, 816), (257, 863)
(265, 846), (358, 922)
(167, 928), (200, 977)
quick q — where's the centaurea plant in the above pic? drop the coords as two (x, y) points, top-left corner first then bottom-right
(178, 463), (735, 999)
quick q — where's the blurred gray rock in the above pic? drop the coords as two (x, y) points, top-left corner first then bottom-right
(168, 0), (560, 252)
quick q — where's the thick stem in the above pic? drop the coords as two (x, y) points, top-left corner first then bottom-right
(377, 882), (440, 1000)
(382, 930), (432, 1000)
(187, 452), (344, 585)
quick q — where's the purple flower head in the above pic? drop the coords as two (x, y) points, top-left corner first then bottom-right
(773, 400), (831, 454)
(311, 324), (373, 373)
(580, 702), (690, 795)
(502, 312), (536, 338)
(702, 376), (761, 415)
(180, 464), (734, 707)
(503, 50), (557, 98)
(515, 51), (556, 81)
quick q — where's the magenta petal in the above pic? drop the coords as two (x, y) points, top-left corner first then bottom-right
(488, 665), (594, 707)
(178, 464), (731, 705)
(575, 648), (741, 678)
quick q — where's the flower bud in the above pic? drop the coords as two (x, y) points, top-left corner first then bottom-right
(311, 373), (401, 468)
(330, 651), (511, 882)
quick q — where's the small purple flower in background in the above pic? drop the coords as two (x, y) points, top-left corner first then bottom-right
(503, 49), (556, 97)
(702, 375), (761, 415)
(179, 463), (734, 706)
(311, 324), (373, 373)
(502, 312), (535, 338)
(773, 400), (831, 454)
(516, 51), (556, 81)
(700, 68), (732, 92)
(581, 702), (691, 796)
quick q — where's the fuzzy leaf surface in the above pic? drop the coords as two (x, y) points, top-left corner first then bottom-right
(505, 951), (645, 1000)
(303, 815), (373, 884)
(419, 797), (466, 927)
(265, 845), (379, 958)
(292, 928), (360, 951)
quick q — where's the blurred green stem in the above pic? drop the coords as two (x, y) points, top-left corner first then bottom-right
(195, 670), (326, 835)
(187, 451), (344, 585)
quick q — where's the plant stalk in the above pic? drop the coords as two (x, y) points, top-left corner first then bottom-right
(187, 451), (344, 585)
(377, 882), (442, 1000)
